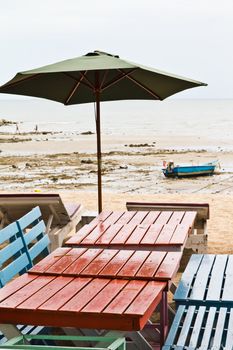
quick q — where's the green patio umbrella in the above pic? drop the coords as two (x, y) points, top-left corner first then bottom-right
(0, 50), (207, 212)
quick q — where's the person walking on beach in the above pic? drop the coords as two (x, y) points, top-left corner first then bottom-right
(34, 124), (38, 133)
(15, 123), (20, 134)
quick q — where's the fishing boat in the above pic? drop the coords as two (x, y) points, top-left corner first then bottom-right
(162, 160), (218, 178)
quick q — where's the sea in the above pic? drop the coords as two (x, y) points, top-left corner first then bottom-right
(0, 98), (233, 150)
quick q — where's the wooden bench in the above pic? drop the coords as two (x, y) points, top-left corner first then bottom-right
(126, 202), (209, 253)
(0, 335), (126, 350)
(0, 207), (51, 343)
(162, 305), (233, 349)
(0, 193), (83, 250)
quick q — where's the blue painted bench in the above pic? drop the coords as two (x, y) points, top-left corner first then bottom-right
(162, 304), (233, 349)
(174, 254), (233, 307)
(0, 206), (50, 343)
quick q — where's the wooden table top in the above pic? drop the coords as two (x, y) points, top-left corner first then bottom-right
(29, 247), (182, 282)
(65, 210), (196, 251)
(174, 254), (233, 306)
(0, 272), (166, 331)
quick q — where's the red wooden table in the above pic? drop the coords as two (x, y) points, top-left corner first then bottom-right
(0, 247), (182, 348)
(65, 210), (196, 251)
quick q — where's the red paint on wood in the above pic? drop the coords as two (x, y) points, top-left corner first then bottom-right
(60, 278), (110, 312)
(95, 224), (123, 244)
(18, 276), (74, 309)
(82, 279), (128, 313)
(63, 249), (103, 275)
(29, 247), (72, 274)
(118, 251), (150, 278)
(81, 249), (119, 275)
(110, 224), (137, 245)
(0, 275), (55, 308)
(0, 274), (37, 303)
(104, 280), (146, 314)
(125, 224), (150, 245)
(39, 277), (92, 311)
(155, 252), (182, 280)
(100, 250), (135, 276)
(140, 224), (164, 244)
(141, 211), (161, 224)
(46, 248), (87, 274)
(136, 251), (167, 278)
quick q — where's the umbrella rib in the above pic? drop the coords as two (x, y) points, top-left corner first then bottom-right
(64, 71), (89, 105)
(63, 72), (94, 90)
(0, 73), (41, 88)
(101, 68), (138, 91)
(118, 69), (162, 100)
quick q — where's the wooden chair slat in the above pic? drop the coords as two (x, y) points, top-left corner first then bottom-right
(174, 254), (203, 301)
(206, 254), (228, 301)
(225, 308), (233, 349)
(198, 306), (216, 348)
(212, 307), (227, 348)
(176, 305), (196, 346)
(188, 306), (206, 348)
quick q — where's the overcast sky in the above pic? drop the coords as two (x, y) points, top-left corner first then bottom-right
(0, 0), (233, 99)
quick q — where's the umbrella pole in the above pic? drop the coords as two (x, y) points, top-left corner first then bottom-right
(95, 90), (102, 213)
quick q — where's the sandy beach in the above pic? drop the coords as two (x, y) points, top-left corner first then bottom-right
(0, 128), (233, 256)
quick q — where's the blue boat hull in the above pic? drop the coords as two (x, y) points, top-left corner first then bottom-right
(162, 165), (216, 178)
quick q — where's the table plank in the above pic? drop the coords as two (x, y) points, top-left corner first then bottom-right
(29, 248), (181, 282)
(66, 210), (195, 250)
(117, 250), (151, 277)
(103, 280), (147, 314)
(39, 277), (92, 311)
(155, 252), (182, 280)
(140, 211), (161, 224)
(136, 251), (167, 278)
(100, 250), (135, 276)
(0, 275), (55, 308)
(63, 249), (103, 275)
(81, 249), (119, 275)
(140, 223), (164, 244)
(125, 224), (150, 245)
(60, 278), (111, 312)
(110, 224), (137, 245)
(17, 276), (74, 309)
(46, 248), (87, 274)
(82, 279), (129, 313)
(95, 224), (123, 244)
(0, 274), (166, 331)
(29, 247), (72, 273)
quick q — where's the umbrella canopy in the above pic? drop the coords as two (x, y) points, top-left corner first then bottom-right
(0, 50), (207, 212)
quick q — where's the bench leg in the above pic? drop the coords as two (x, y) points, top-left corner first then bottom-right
(0, 324), (22, 340)
(160, 291), (169, 347)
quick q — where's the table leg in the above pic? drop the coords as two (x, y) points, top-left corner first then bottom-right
(160, 291), (168, 347)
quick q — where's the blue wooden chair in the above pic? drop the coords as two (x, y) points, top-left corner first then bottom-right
(0, 207), (51, 344)
(16, 206), (50, 265)
(0, 221), (31, 288)
(162, 304), (233, 349)
(174, 254), (233, 307)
